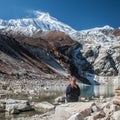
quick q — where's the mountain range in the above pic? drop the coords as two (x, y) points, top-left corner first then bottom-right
(0, 12), (120, 84)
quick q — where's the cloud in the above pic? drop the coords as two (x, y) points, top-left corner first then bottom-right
(26, 10), (49, 18)
(33, 10), (49, 17)
(25, 10), (57, 21)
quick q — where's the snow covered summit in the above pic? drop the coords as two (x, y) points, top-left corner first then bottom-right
(0, 11), (76, 36)
(0, 11), (119, 45)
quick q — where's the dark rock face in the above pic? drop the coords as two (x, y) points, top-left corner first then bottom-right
(0, 31), (77, 80)
(113, 29), (120, 36)
(0, 30), (120, 84)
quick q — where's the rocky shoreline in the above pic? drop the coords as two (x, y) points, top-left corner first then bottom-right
(0, 79), (120, 120)
(0, 95), (120, 120)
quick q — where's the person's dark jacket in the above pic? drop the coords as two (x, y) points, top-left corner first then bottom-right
(66, 84), (80, 102)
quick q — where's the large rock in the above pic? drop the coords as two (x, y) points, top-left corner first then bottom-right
(5, 99), (32, 114)
(55, 96), (66, 103)
(0, 102), (5, 112)
(84, 116), (94, 120)
(113, 111), (120, 120)
(110, 104), (120, 112)
(92, 111), (106, 120)
(55, 102), (96, 120)
(68, 112), (84, 120)
(113, 99), (120, 104)
(33, 101), (55, 113)
(91, 103), (100, 112)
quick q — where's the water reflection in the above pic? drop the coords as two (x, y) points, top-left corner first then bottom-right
(79, 84), (115, 98)
(34, 84), (117, 101)
(37, 84), (117, 100)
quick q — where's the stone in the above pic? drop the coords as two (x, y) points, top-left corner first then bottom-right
(115, 86), (120, 90)
(92, 111), (106, 120)
(113, 111), (120, 120)
(103, 107), (112, 117)
(5, 99), (32, 114)
(33, 101), (55, 113)
(68, 112), (84, 120)
(113, 85), (120, 106)
(91, 103), (100, 113)
(101, 102), (111, 109)
(115, 93), (120, 96)
(55, 102), (95, 120)
(115, 96), (120, 100)
(115, 89), (120, 93)
(0, 94), (6, 98)
(28, 90), (35, 95)
(2, 84), (8, 90)
(14, 89), (22, 94)
(84, 116), (94, 120)
(55, 96), (66, 103)
(110, 104), (120, 111)
(0, 102), (5, 112)
(113, 98), (120, 105)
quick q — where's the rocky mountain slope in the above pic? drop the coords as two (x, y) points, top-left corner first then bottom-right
(0, 12), (120, 84)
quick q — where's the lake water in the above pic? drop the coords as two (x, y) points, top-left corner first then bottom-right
(26, 83), (117, 103)
(7, 83), (116, 102)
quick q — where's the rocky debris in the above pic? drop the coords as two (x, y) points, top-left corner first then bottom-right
(113, 110), (120, 120)
(68, 112), (84, 120)
(84, 116), (94, 120)
(55, 102), (98, 120)
(92, 111), (106, 120)
(8, 110), (55, 120)
(0, 101), (5, 112)
(55, 96), (120, 120)
(33, 101), (55, 113)
(91, 103), (100, 113)
(0, 96), (120, 120)
(55, 96), (66, 104)
(113, 86), (120, 105)
(0, 99), (33, 114)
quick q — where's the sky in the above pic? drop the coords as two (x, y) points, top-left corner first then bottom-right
(0, 0), (119, 30)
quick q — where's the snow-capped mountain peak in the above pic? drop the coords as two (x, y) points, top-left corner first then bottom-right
(37, 12), (56, 21)
(0, 11), (76, 36)
(76, 25), (119, 46)
(0, 11), (119, 46)
(102, 25), (114, 30)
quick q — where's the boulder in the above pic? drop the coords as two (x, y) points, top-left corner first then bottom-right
(55, 102), (96, 120)
(113, 98), (120, 105)
(101, 102), (111, 109)
(115, 89), (120, 93)
(68, 112), (84, 120)
(103, 107), (112, 117)
(110, 104), (120, 112)
(92, 111), (105, 120)
(33, 101), (55, 113)
(113, 111), (120, 120)
(5, 99), (32, 114)
(55, 96), (66, 103)
(84, 116), (94, 120)
(91, 103), (100, 112)
(0, 102), (5, 112)
(115, 86), (120, 90)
